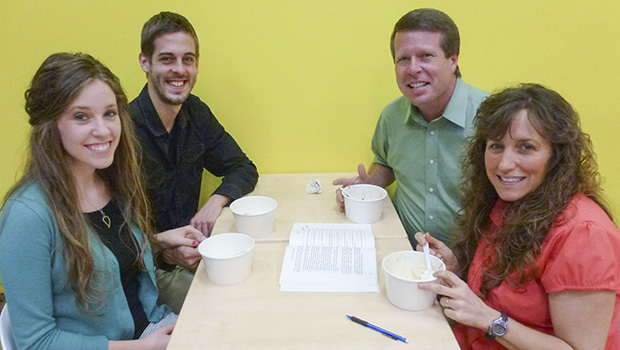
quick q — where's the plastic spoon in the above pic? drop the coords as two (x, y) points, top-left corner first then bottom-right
(422, 241), (434, 279)
(341, 187), (352, 198)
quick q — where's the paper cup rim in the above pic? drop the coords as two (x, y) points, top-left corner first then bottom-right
(343, 184), (388, 202)
(198, 233), (255, 260)
(230, 196), (278, 216)
(382, 250), (446, 283)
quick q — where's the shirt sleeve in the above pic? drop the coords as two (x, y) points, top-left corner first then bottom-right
(196, 103), (259, 202)
(540, 219), (620, 293)
(371, 112), (390, 166)
(0, 197), (109, 350)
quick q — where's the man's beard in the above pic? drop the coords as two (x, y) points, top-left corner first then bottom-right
(149, 74), (195, 106)
(153, 81), (190, 105)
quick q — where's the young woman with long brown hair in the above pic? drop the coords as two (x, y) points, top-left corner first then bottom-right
(0, 53), (176, 349)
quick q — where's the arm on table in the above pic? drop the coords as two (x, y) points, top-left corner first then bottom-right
(420, 272), (614, 350)
(332, 163), (395, 212)
(199, 103), (259, 205)
(190, 194), (229, 237)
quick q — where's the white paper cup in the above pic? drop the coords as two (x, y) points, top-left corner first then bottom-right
(229, 196), (277, 238)
(198, 233), (255, 285)
(382, 250), (446, 311)
(343, 184), (387, 224)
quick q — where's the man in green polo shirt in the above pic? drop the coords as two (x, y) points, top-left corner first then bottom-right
(334, 8), (488, 248)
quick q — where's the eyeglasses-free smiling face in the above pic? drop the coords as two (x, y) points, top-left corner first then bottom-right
(56, 79), (121, 178)
(484, 110), (553, 202)
(140, 31), (199, 106)
(393, 30), (458, 121)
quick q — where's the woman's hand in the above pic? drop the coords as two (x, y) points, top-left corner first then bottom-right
(414, 232), (459, 272)
(157, 225), (206, 250)
(156, 226), (206, 268)
(142, 324), (175, 350)
(108, 324), (174, 350)
(418, 270), (500, 331)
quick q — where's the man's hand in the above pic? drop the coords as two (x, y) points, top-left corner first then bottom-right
(157, 225), (206, 269)
(191, 194), (230, 237)
(332, 163), (395, 212)
(333, 164), (370, 212)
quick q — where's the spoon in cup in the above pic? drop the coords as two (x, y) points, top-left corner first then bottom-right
(422, 237), (434, 280)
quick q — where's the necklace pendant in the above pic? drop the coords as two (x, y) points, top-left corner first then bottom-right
(102, 215), (111, 228)
(99, 209), (111, 229)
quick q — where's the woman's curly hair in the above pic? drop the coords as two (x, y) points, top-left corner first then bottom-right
(453, 83), (611, 298)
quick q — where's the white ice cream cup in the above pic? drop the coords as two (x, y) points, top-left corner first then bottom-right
(229, 196), (277, 238)
(382, 250), (446, 311)
(342, 184), (387, 224)
(198, 233), (255, 285)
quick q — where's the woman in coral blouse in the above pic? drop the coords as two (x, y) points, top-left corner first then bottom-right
(417, 83), (620, 350)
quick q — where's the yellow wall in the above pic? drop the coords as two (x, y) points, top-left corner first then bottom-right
(1, 0), (619, 220)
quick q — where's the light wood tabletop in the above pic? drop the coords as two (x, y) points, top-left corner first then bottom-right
(166, 173), (460, 349)
(212, 173), (409, 241)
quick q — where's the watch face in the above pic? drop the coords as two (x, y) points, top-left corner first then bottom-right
(492, 323), (507, 336)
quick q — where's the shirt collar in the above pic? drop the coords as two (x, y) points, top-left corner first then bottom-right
(405, 77), (468, 128)
(137, 84), (188, 136)
(490, 198), (509, 226)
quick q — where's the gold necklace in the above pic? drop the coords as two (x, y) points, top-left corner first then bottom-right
(81, 180), (111, 228)
(98, 207), (111, 229)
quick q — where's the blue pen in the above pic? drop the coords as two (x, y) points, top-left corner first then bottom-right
(346, 315), (408, 343)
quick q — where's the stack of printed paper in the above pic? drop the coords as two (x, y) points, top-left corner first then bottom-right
(279, 223), (379, 292)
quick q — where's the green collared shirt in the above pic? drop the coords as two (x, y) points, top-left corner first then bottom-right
(372, 78), (488, 247)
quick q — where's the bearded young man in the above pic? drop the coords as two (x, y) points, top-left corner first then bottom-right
(130, 11), (258, 313)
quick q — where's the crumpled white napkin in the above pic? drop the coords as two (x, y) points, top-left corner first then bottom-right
(305, 179), (322, 194)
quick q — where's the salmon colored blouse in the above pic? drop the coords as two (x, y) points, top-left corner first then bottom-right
(453, 193), (620, 349)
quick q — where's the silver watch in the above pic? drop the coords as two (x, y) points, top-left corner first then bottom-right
(485, 313), (508, 339)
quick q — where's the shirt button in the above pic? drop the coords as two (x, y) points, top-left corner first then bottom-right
(429, 159), (434, 164)
(430, 131), (436, 136)
(429, 188), (434, 192)
(429, 215), (434, 220)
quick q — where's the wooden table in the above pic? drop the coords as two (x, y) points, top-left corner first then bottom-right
(212, 173), (408, 241)
(166, 173), (460, 349)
